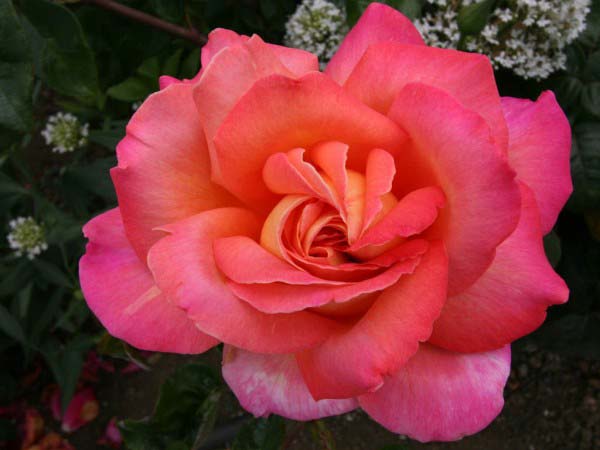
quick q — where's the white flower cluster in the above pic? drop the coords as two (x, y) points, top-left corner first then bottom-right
(416, 0), (591, 79)
(284, 0), (347, 67)
(7, 217), (48, 260)
(41, 112), (89, 154)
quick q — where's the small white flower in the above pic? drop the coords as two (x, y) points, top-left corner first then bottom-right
(7, 217), (48, 260)
(41, 112), (89, 154)
(416, 0), (591, 80)
(284, 0), (348, 67)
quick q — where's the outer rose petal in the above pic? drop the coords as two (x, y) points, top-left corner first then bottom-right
(359, 344), (511, 442)
(201, 29), (318, 76)
(213, 72), (406, 209)
(222, 346), (357, 420)
(344, 43), (508, 152)
(296, 242), (448, 399)
(112, 82), (236, 259)
(193, 35), (294, 184)
(502, 92), (572, 234)
(267, 44), (319, 76)
(201, 28), (247, 68)
(429, 183), (569, 353)
(388, 83), (521, 294)
(326, 2), (424, 84)
(147, 208), (344, 354)
(79, 209), (218, 354)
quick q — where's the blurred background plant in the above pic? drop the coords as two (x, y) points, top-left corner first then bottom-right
(0, 0), (598, 449)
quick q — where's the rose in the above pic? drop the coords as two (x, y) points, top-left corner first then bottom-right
(79, 2), (571, 442)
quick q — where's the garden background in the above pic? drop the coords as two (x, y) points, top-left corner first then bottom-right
(0, 0), (599, 449)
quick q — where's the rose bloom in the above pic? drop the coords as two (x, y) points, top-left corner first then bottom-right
(79, 3), (571, 442)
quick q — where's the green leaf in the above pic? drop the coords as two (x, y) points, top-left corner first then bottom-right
(457, 0), (496, 35)
(385, 0), (424, 20)
(578, 0), (600, 47)
(29, 288), (64, 347)
(163, 49), (183, 78)
(88, 120), (126, 150)
(0, 172), (29, 196)
(379, 445), (410, 450)
(32, 259), (73, 288)
(41, 335), (94, 411)
(0, 0), (33, 134)
(309, 420), (336, 450)
(553, 76), (583, 109)
(107, 76), (154, 102)
(20, 0), (100, 104)
(136, 56), (161, 80)
(121, 363), (222, 450)
(232, 416), (286, 450)
(584, 50), (600, 81)
(16, 282), (33, 319)
(0, 303), (26, 344)
(179, 48), (201, 79)
(346, 0), (424, 25)
(62, 157), (116, 202)
(581, 82), (600, 117)
(569, 121), (600, 210)
(0, 261), (35, 297)
(191, 390), (222, 449)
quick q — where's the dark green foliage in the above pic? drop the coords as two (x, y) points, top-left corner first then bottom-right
(0, 0), (33, 140)
(457, 0), (496, 35)
(120, 363), (223, 450)
(19, 0), (101, 106)
(231, 416), (286, 450)
(346, 0), (424, 24)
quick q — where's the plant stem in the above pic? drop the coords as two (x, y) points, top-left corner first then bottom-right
(81, 0), (206, 46)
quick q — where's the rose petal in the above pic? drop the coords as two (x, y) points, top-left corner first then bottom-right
(193, 35), (295, 185)
(222, 346), (357, 420)
(214, 235), (344, 285)
(309, 141), (349, 206)
(147, 208), (344, 354)
(228, 257), (420, 314)
(359, 344), (511, 442)
(326, 3), (424, 84)
(429, 183), (569, 352)
(212, 72), (407, 210)
(201, 28), (248, 68)
(296, 242), (448, 399)
(388, 82), (521, 294)
(201, 29), (318, 76)
(60, 388), (99, 433)
(267, 43), (319, 76)
(79, 209), (219, 354)
(344, 42), (508, 152)
(111, 82), (236, 259)
(262, 149), (339, 208)
(502, 92), (572, 233)
(352, 186), (446, 249)
(363, 148), (396, 230)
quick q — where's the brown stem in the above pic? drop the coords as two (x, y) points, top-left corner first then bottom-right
(82, 0), (206, 46)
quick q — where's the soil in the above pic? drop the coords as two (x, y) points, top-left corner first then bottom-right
(63, 339), (599, 450)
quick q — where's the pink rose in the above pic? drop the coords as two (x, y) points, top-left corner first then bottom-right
(79, 3), (571, 442)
